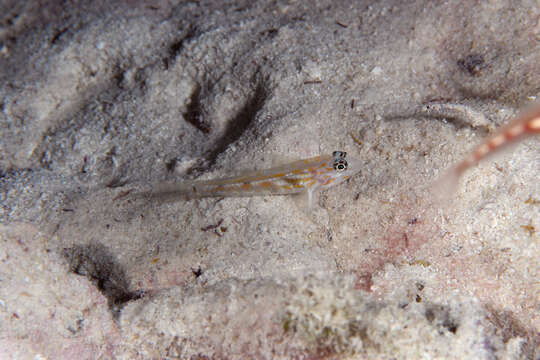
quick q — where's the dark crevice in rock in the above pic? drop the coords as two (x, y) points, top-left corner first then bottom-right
(184, 83), (212, 134)
(205, 72), (271, 167)
(63, 244), (143, 318)
(163, 25), (198, 70)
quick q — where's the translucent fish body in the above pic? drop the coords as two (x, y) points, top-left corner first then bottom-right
(153, 151), (360, 206)
(434, 103), (540, 197)
(453, 103), (540, 176)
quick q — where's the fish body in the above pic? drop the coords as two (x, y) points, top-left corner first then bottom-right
(452, 103), (540, 176)
(152, 151), (360, 207)
(434, 103), (540, 197)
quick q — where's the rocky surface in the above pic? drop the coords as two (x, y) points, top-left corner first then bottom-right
(0, 0), (538, 358)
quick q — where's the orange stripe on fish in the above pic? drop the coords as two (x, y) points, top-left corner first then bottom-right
(150, 151), (361, 208)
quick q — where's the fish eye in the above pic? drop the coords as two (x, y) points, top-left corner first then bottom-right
(333, 158), (348, 172)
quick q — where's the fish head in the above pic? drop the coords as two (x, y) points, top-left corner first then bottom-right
(316, 151), (361, 189)
(331, 152), (361, 184)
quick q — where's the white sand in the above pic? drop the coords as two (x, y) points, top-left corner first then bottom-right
(0, 0), (538, 358)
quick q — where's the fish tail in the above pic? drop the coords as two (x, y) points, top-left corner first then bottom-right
(140, 181), (197, 201)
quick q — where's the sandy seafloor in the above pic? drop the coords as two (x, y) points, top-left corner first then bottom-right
(0, 0), (539, 358)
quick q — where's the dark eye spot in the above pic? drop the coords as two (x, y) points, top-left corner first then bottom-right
(334, 159), (348, 171)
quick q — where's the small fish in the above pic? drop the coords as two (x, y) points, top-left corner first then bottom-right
(435, 103), (540, 194)
(452, 103), (540, 177)
(149, 151), (361, 208)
